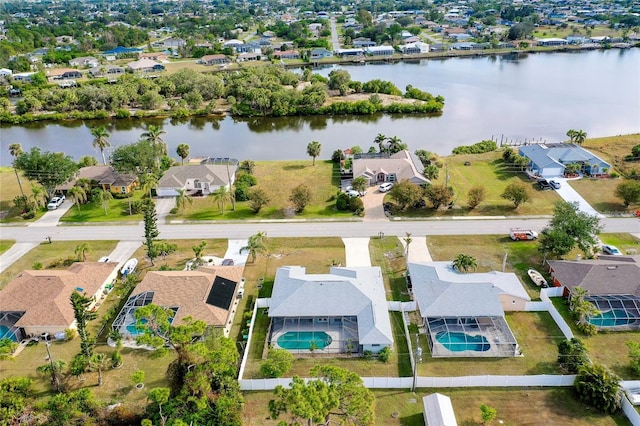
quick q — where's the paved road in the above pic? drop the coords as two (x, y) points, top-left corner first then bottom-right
(1, 217), (637, 243)
(329, 17), (340, 50)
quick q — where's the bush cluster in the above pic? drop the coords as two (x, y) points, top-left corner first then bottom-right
(452, 140), (498, 155)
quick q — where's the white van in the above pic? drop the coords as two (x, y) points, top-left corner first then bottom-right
(379, 182), (394, 192)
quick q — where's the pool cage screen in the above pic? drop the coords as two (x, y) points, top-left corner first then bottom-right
(426, 316), (519, 358)
(586, 295), (640, 329)
(0, 311), (24, 342)
(268, 316), (360, 355)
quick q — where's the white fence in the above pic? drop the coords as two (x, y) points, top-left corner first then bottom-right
(256, 298), (269, 308)
(622, 395), (640, 426)
(388, 301), (416, 311)
(238, 299), (261, 380)
(524, 287), (574, 339)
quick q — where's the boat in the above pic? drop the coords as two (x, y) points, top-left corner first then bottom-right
(120, 258), (138, 276)
(527, 268), (548, 288)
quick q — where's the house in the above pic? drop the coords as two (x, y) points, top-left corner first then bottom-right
(519, 143), (611, 177)
(547, 255), (640, 330)
(11, 72), (35, 82)
(0, 68), (12, 77)
(88, 65), (125, 78)
(199, 54), (229, 65)
(139, 52), (168, 62)
(265, 266), (393, 354)
(423, 393), (458, 426)
(237, 52), (261, 62)
(163, 38), (186, 49)
(365, 46), (395, 56)
(353, 150), (429, 186)
(0, 262), (120, 340)
(537, 38), (568, 47)
(400, 42), (430, 54)
(47, 68), (82, 80)
(450, 42), (478, 50)
(272, 50), (300, 60)
(353, 37), (377, 48)
(310, 48), (333, 60)
(102, 46), (142, 56)
(69, 56), (99, 67)
(335, 48), (364, 57)
(157, 161), (239, 197)
(57, 166), (138, 195)
(112, 266), (244, 339)
(127, 58), (165, 73)
(408, 262), (530, 357)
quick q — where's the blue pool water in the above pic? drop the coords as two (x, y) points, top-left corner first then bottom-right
(436, 331), (490, 352)
(125, 319), (149, 335)
(588, 310), (634, 327)
(0, 325), (18, 342)
(277, 331), (332, 350)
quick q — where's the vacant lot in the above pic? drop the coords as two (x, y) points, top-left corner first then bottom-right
(583, 134), (640, 176)
(241, 387), (625, 426)
(127, 238), (229, 273)
(570, 178), (638, 213)
(0, 167), (40, 222)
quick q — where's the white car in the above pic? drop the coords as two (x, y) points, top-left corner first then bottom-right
(601, 244), (622, 255)
(47, 195), (65, 210)
(345, 190), (360, 198)
(379, 182), (394, 192)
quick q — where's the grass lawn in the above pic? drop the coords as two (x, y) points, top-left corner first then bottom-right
(241, 387), (626, 426)
(128, 238), (229, 273)
(533, 24), (624, 39)
(369, 236), (411, 302)
(598, 233), (640, 255)
(584, 134), (640, 177)
(60, 190), (145, 222)
(0, 240), (118, 290)
(171, 160), (353, 220)
(0, 167), (42, 222)
(0, 239), (14, 255)
(569, 178), (639, 214)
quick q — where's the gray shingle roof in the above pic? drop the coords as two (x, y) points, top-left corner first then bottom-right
(353, 150), (429, 184)
(548, 255), (640, 295)
(268, 266), (393, 346)
(158, 164), (237, 189)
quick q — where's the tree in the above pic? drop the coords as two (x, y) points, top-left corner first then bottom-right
(403, 232), (412, 258)
(332, 149), (345, 163)
(92, 188), (113, 215)
(192, 240), (207, 262)
(415, 149), (435, 167)
(387, 136), (407, 154)
(425, 184), (454, 209)
(74, 242), (89, 262)
(566, 129), (577, 143)
(142, 199), (160, 265)
(500, 182), (530, 209)
(0, 338), (18, 361)
(260, 348), (294, 378)
(289, 184), (312, 213)
(37, 358), (66, 393)
(424, 164), (440, 180)
(615, 180), (640, 207)
(248, 187), (270, 213)
(176, 143), (190, 166)
(67, 186), (87, 212)
(632, 144), (640, 159)
(148, 387), (171, 426)
(467, 185), (486, 209)
(307, 141), (322, 165)
(374, 133), (387, 153)
(328, 69), (351, 95)
(8, 143), (25, 198)
(388, 180), (423, 211)
(480, 404), (497, 424)
(132, 369), (145, 386)
(240, 159), (256, 175)
(78, 155), (98, 167)
(112, 141), (164, 177)
(14, 147), (77, 198)
(91, 126), (111, 165)
(141, 173), (158, 198)
(175, 189), (193, 213)
(567, 129), (587, 145)
(141, 124), (167, 152)
(30, 185), (47, 210)
(575, 363), (621, 414)
(241, 231), (268, 263)
(89, 353), (108, 386)
(70, 291), (97, 359)
(452, 253), (478, 272)
(351, 176), (368, 194)
(557, 338), (589, 373)
(538, 201), (603, 258)
(213, 186), (234, 214)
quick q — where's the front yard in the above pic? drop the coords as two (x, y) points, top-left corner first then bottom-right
(570, 178), (639, 214)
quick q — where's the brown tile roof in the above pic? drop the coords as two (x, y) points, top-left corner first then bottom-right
(548, 255), (640, 295)
(0, 262), (119, 327)
(130, 266), (244, 327)
(58, 166), (137, 190)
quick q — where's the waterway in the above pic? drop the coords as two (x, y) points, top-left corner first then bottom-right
(1, 49), (638, 166)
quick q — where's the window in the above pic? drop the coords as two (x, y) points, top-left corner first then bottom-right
(316, 318), (328, 323)
(194, 179), (201, 189)
(121, 186), (126, 193)
(371, 344), (380, 347)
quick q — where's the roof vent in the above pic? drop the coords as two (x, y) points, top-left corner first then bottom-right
(607, 266), (617, 270)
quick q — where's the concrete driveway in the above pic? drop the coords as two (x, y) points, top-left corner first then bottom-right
(155, 197), (176, 222)
(224, 239), (250, 266)
(400, 236), (433, 262)
(342, 238), (372, 267)
(28, 199), (74, 227)
(362, 187), (388, 221)
(0, 242), (38, 273)
(552, 177), (604, 218)
(106, 241), (143, 269)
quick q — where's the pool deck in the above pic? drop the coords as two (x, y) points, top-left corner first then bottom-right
(429, 325), (519, 358)
(270, 324), (358, 355)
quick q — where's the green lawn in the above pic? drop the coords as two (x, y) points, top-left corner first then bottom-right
(127, 238), (229, 273)
(0, 240), (14, 255)
(60, 190), (145, 222)
(570, 178), (639, 214)
(369, 236), (411, 301)
(0, 167), (43, 222)
(533, 24), (625, 39)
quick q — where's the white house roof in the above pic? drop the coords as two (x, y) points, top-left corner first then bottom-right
(408, 262), (530, 318)
(268, 266), (393, 346)
(423, 393), (458, 426)
(127, 58), (161, 70)
(158, 164), (237, 189)
(353, 150), (429, 184)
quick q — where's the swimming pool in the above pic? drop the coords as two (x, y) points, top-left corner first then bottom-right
(0, 325), (18, 342)
(277, 331), (332, 350)
(125, 319), (149, 335)
(588, 310), (635, 327)
(435, 331), (490, 352)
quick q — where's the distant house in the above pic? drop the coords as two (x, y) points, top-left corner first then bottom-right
(58, 166), (138, 195)
(408, 262), (530, 357)
(0, 68), (13, 78)
(139, 52), (168, 62)
(536, 38), (568, 47)
(88, 65), (125, 78)
(237, 52), (261, 62)
(103, 46), (143, 56)
(310, 48), (333, 60)
(265, 266), (394, 354)
(11, 72), (35, 82)
(547, 255), (640, 330)
(199, 54), (229, 65)
(127, 58), (165, 73)
(163, 38), (186, 49)
(157, 161), (239, 197)
(112, 266), (245, 339)
(69, 56), (99, 67)
(353, 150), (429, 186)
(450, 42), (478, 50)
(272, 50), (300, 60)
(335, 48), (364, 57)
(365, 46), (395, 56)
(518, 143), (611, 177)
(0, 262), (120, 339)
(353, 37), (377, 48)
(400, 42), (430, 54)
(47, 68), (82, 80)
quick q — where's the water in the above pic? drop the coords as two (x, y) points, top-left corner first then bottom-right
(125, 318), (149, 336)
(1, 49), (638, 165)
(435, 331), (490, 352)
(277, 331), (332, 350)
(0, 325), (18, 342)
(588, 309), (634, 327)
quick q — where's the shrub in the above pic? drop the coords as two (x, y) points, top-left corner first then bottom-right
(577, 322), (598, 336)
(21, 210), (36, 219)
(362, 350), (373, 360)
(236, 172), (257, 187)
(377, 346), (392, 363)
(332, 149), (345, 162)
(335, 192), (350, 211)
(235, 184), (251, 202)
(169, 207), (179, 214)
(348, 196), (364, 212)
(64, 328), (77, 341)
(32, 261), (43, 270)
(260, 348), (294, 378)
(111, 351), (123, 368)
(129, 200), (145, 214)
(452, 140), (498, 155)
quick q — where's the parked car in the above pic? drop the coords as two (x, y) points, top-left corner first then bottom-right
(601, 244), (622, 255)
(222, 258), (235, 266)
(509, 228), (538, 241)
(549, 180), (561, 189)
(537, 179), (551, 190)
(379, 182), (394, 192)
(344, 186), (367, 196)
(346, 190), (360, 198)
(47, 195), (65, 210)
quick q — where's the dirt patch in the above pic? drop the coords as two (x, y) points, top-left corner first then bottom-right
(325, 93), (420, 106)
(0, 211), (9, 219)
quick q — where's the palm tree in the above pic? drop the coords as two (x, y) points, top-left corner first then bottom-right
(74, 242), (90, 262)
(141, 124), (168, 156)
(8, 143), (25, 198)
(374, 133), (387, 153)
(37, 358), (66, 392)
(403, 232), (412, 258)
(90, 353), (108, 386)
(240, 231), (268, 263)
(213, 186), (234, 215)
(566, 129), (577, 143)
(141, 173), (158, 198)
(67, 186), (87, 212)
(175, 189), (193, 213)
(91, 126), (111, 165)
(92, 188), (113, 215)
(30, 185), (47, 209)
(176, 143), (190, 166)
(574, 129), (587, 145)
(387, 136), (404, 154)
(452, 253), (478, 273)
(306, 141), (322, 166)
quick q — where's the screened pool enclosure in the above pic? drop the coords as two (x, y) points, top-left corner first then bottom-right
(586, 295), (640, 329)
